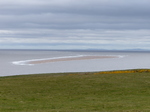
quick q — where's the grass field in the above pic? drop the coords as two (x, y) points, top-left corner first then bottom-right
(0, 69), (150, 112)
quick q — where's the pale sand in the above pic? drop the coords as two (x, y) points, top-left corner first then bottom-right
(28, 55), (118, 64)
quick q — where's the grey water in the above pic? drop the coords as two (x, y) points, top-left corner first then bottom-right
(0, 49), (150, 77)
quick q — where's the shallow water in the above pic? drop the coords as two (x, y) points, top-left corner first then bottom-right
(0, 50), (150, 77)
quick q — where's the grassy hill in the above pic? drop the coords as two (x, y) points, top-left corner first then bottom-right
(1, 69), (150, 112)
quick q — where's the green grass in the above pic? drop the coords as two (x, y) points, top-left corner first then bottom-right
(0, 71), (150, 112)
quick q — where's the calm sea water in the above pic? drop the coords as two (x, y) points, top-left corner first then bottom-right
(0, 49), (150, 77)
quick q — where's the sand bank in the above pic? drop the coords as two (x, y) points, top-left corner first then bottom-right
(28, 55), (118, 64)
(12, 55), (121, 66)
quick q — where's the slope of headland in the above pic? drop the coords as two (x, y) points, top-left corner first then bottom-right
(1, 69), (150, 112)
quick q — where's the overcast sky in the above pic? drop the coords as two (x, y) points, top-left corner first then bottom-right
(0, 0), (150, 50)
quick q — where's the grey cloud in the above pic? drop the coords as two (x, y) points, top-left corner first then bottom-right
(0, 0), (150, 50)
(0, 0), (150, 16)
(0, 0), (150, 30)
(0, 13), (149, 30)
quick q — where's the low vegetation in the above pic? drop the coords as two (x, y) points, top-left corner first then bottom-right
(0, 69), (150, 112)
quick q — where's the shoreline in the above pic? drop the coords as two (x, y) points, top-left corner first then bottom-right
(1, 69), (150, 77)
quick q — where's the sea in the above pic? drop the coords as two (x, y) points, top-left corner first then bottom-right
(1, 49), (150, 77)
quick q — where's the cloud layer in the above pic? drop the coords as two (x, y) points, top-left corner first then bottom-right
(0, 0), (150, 50)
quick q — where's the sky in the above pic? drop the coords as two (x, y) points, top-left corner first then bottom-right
(0, 0), (150, 50)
